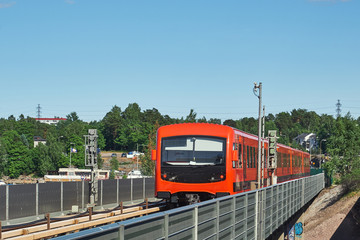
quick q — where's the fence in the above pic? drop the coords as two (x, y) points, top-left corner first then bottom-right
(53, 174), (325, 240)
(0, 178), (155, 223)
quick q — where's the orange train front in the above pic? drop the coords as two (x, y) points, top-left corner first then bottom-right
(152, 123), (310, 205)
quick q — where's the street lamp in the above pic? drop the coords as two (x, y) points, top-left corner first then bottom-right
(253, 82), (262, 188)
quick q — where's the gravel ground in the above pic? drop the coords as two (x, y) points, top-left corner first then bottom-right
(304, 185), (360, 240)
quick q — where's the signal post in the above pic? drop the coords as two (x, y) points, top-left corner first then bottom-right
(268, 130), (277, 185)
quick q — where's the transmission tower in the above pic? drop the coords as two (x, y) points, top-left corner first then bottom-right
(336, 99), (342, 118)
(36, 104), (42, 118)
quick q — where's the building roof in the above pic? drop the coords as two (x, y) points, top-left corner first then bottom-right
(35, 118), (67, 121)
(34, 136), (46, 141)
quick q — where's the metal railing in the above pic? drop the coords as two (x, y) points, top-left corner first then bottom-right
(0, 178), (155, 223)
(53, 173), (324, 240)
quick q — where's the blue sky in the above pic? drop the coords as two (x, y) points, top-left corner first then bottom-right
(1, 0), (359, 122)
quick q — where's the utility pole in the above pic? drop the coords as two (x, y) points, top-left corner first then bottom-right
(36, 104), (41, 119)
(85, 129), (98, 206)
(336, 99), (342, 118)
(253, 82), (262, 188)
(261, 106), (265, 188)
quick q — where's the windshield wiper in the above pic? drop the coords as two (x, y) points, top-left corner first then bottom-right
(164, 161), (215, 166)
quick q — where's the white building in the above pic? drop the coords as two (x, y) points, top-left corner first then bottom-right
(293, 133), (317, 152)
(35, 117), (67, 125)
(34, 136), (47, 147)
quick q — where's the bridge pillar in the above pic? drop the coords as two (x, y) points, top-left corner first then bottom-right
(284, 210), (305, 240)
(270, 208), (305, 240)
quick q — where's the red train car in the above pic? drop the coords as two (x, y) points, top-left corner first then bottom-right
(152, 123), (310, 205)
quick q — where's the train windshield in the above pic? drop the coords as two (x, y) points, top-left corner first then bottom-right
(161, 136), (226, 166)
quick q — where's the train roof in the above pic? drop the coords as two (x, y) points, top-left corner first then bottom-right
(158, 123), (308, 155)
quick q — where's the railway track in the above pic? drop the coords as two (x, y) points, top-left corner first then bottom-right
(1, 200), (165, 240)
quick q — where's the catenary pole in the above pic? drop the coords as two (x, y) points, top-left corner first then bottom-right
(253, 82), (262, 188)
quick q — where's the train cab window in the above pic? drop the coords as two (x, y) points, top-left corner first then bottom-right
(161, 136), (226, 166)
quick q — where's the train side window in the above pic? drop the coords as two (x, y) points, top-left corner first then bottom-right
(278, 153), (281, 167)
(239, 144), (242, 168)
(255, 147), (258, 168)
(265, 148), (267, 168)
(249, 146), (252, 168)
(252, 147), (255, 168)
(251, 147), (253, 168)
(288, 154), (290, 167)
(297, 156), (299, 167)
(247, 145), (250, 168)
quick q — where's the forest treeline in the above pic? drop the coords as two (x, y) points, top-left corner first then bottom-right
(0, 103), (360, 190)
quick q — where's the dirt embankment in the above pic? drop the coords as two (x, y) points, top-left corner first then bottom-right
(304, 185), (360, 240)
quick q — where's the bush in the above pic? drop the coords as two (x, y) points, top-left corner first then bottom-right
(341, 168), (360, 192)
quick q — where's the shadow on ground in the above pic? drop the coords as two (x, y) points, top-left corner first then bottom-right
(330, 197), (360, 240)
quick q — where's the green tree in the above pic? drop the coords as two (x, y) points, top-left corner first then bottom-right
(32, 143), (54, 176)
(325, 114), (360, 175)
(97, 154), (104, 169)
(1, 130), (34, 178)
(102, 106), (122, 150)
(185, 109), (197, 123)
(140, 122), (158, 176)
(110, 157), (119, 171)
(116, 103), (147, 151)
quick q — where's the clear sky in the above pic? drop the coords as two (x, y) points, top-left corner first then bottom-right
(1, 0), (359, 122)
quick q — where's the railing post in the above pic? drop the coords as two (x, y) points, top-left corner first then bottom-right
(100, 180), (103, 208)
(164, 213), (169, 240)
(36, 183), (39, 218)
(143, 177), (146, 200)
(194, 206), (198, 240)
(270, 187), (273, 233)
(45, 213), (50, 230)
(81, 180), (84, 210)
(117, 179), (119, 205)
(119, 225), (125, 240)
(255, 190), (258, 240)
(131, 178), (133, 203)
(301, 179), (305, 207)
(89, 207), (92, 221)
(61, 181), (64, 213)
(244, 193), (248, 238)
(5, 185), (9, 222)
(232, 196), (236, 239)
(216, 200), (220, 239)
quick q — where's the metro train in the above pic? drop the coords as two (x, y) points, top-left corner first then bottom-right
(152, 123), (311, 205)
